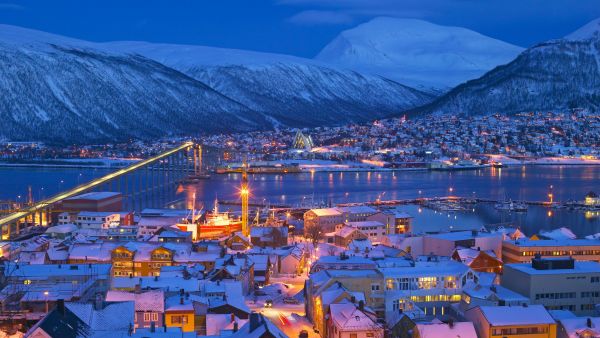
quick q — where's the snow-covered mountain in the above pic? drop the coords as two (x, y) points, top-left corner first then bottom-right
(0, 25), (434, 143)
(408, 18), (600, 116)
(315, 17), (524, 91)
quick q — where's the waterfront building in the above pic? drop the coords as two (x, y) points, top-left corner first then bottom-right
(501, 256), (600, 315)
(502, 239), (600, 263)
(464, 305), (557, 338)
(304, 206), (379, 233)
(73, 211), (120, 229)
(60, 191), (123, 212)
(585, 191), (600, 206)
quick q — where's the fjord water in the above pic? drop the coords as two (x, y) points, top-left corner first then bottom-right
(1, 165), (599, 236)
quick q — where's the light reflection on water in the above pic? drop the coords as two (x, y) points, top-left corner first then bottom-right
(1, 165), (599, 236)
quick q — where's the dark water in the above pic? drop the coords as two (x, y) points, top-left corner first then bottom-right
(1, 165), (599, 236)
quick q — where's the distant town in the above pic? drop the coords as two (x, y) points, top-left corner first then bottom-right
(2, 111), (599, 173)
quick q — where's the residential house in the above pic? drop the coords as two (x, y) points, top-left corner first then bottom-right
(465, 305), (557, 338)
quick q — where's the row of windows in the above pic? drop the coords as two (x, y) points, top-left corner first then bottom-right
(504, 246), (600, 257)
(386, 275), (462, 290)
(134, 312), (159, 322)
(581, 291), (600, 298)
(492, 327), (548, 335)
(535, 292), (576, 300)
(546, 304), (576, 311)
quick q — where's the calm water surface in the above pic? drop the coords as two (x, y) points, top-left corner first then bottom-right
(1, 165), (599, 236)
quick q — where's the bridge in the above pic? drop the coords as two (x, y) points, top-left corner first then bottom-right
(0, 142), (205, 239)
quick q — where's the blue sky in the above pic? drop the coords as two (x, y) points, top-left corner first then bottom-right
(1, 0), (600, 57)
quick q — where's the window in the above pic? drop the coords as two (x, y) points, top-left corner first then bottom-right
(366, 333), (374, 337)
(144, 313), (151, 321)
(371, 284), (380, 291)
(350, 334), (357, 338)
(171, 315), (187, 324)
(592, 276), (600, 283)
(152, 313), (158, 322)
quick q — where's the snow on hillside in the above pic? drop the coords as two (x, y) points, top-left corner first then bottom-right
(565, 18), (600, 41)
(409, 17), (600, 116)
(316, 17), (524, 90)
(0, 24), (434, 143)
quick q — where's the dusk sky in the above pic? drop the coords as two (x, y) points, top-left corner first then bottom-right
(1, 0), (600, 57)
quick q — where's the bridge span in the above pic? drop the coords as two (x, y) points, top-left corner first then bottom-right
(0, 142), (204, 239)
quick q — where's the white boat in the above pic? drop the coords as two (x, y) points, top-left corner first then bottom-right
(495, 200), (528, 212)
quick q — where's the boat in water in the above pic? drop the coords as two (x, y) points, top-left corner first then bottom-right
(495, 200), (528, 212)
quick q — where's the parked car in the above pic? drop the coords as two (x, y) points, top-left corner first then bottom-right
(264, 299), (273, 308)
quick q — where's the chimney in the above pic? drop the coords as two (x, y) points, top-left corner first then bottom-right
(233, 322), (239, 332)
(448, 318), (454, 328)
(249, 312), (261, 332)
(350, 296), (356, 303)
(150, 322), (156, 333)
(180, 297), (184, 305)
(180, 288), (185, 296)
(471, 230), (478, 237)
(57, 299), (65, 316)
(358, 300), (365, 311)
(587, 318), (593, 328)
(134, 284), (141, 294)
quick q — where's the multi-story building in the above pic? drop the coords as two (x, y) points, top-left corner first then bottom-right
(345, 221), (387, 244)
(75, 211), (120, 230)
(501, 256), (600, 315)
(304, 206), (379, 233)
(465, 305), (557, 338)
(502, 239), (600, 263)
(381, 259), (476, 318)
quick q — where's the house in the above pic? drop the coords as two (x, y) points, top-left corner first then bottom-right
(207, 255), (255, 295)
(310, 254), (377, 273)
(249, 254), (271, 287)
(105, 290), (165, 329)
(165, 294), (195, 333)
(458, 284), (530, 315)
(26, 299), (135, 338)
(45, 223), (79, 240)
(60, 191), (123, 212)
(412, 322), (477, 338)
(228, 312), (288, 338)
(452, 247), (503, 274)
(277, 246), (306, 275)
(327, 302), (383, 338)
(334, 226), (368, 248)
(466, 305), (557, 338)
(557, 316), (600, 338)
(226, 232), (252, 250)
(250, 226), (288, 248)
